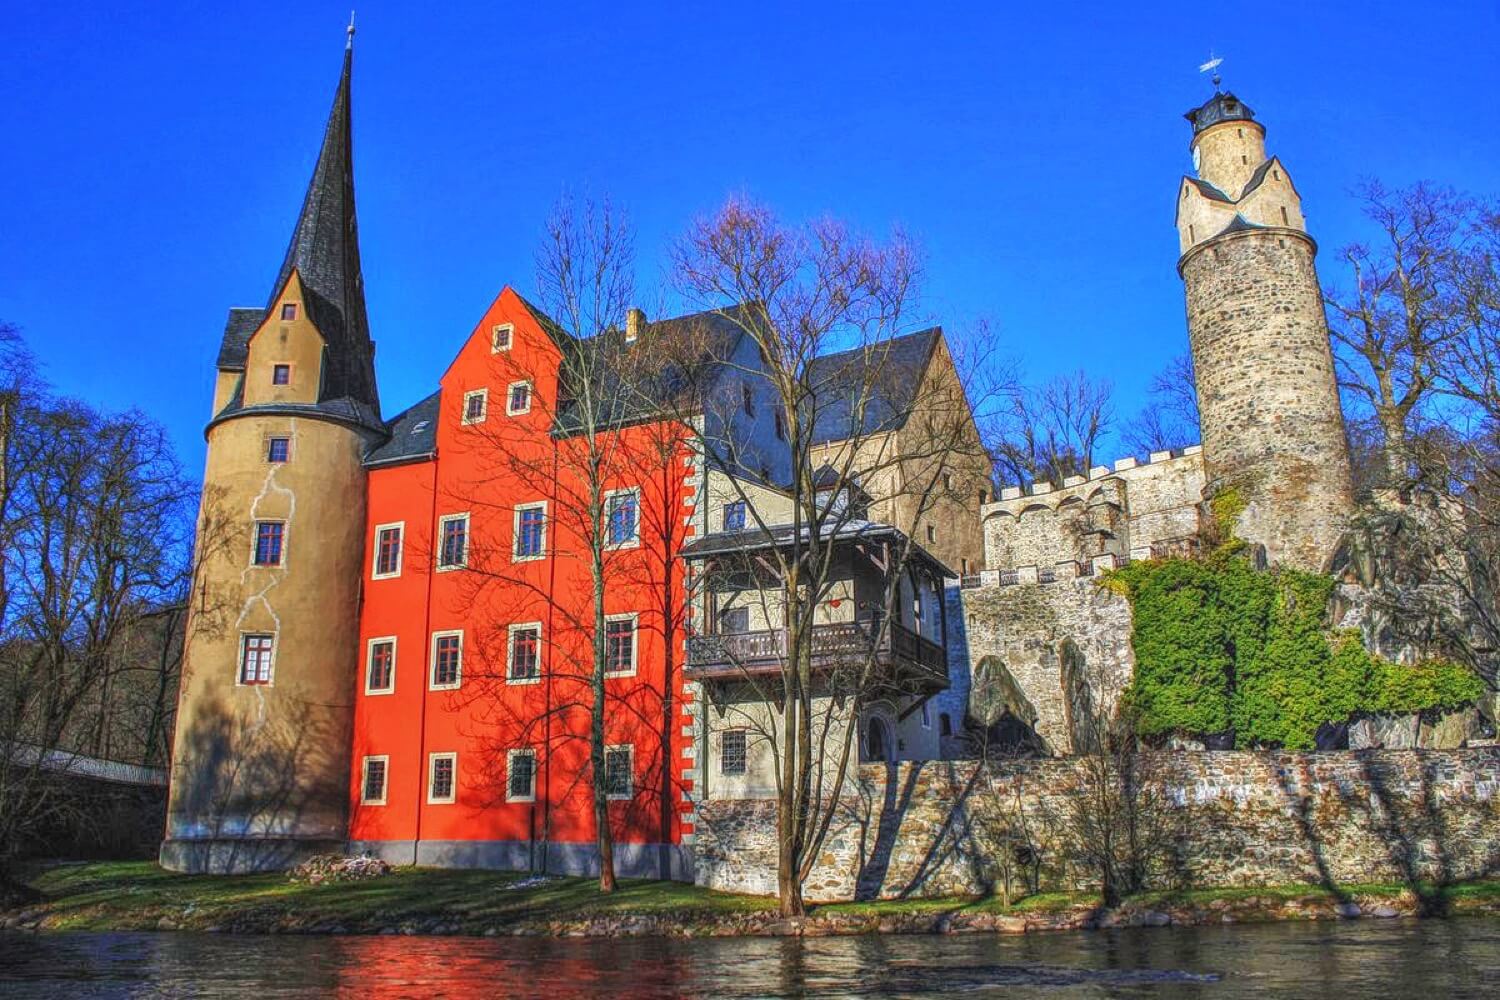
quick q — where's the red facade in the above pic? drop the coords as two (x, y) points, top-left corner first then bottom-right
(347, 288), (697, 869)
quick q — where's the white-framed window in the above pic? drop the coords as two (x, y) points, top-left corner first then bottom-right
(252, 520), (286, 567)
(238, 632), (276, 686)
(506, 622), (542, 684)
(430, 629), (463, 690)
(491, 323), (514, 353)
(437, 512), (469, 570)
(920, 700), (932, 729)
(360, 755), (389, 805)
(427, 751), (457, 804)
(372, 521), (404, 579)
(720, 729), (747, 776)
(462, 388), (489, 425)
(604, 488), (640, 549)
(513, 502), (546, 561)
(506, 748), (537, 802)
(365, 636), (397, 695)
(506, 380), (533, 416)
(604, 744), (633, 800)
(604, 614), (637, 677)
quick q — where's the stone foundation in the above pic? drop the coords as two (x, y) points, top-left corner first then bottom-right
(694, 750), (1500, 901)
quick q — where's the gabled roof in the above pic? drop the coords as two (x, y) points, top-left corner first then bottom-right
(365, 390), (440, 466)
(680, 519), (955, 578)
(1214, 214), (1268, 238)
(1184, 177), (1233, 203)
(214, 41), (382, 434)
(807, 327), (942, 445)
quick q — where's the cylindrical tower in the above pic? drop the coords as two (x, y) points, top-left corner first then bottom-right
(1175, 91), (1354, 571)
(161, 37), (383, 872)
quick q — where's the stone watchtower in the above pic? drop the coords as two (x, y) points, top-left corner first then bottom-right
(161, 32), (383, 871)
(1175, 90), (1354, 571)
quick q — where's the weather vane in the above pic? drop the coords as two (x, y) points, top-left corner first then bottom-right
(1199, 51), (1224, 91)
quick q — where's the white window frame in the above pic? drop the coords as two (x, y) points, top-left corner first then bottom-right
(603, 487), (641, 550)
(506, 748), (537, 803)
(505, 380), (533, 416)
(364, 636), (397, 695)
(250, 518), (288, 568)
(236, 631), (277, 687)
(603, 613), (638, 678)
(461, 387), (489, 426)
(429, 629), (464, 691)
(505, 622), (543, 686)
(427, 751), (457, 804)
(720, 729), (748, 776)
(360, 755), (389, 806)
(604, 744), (633, 801)
(512, 501), (547, 562)
(491, 322), (514, 353)
(436, 512), (470, 571)
(371, 521), (405, 580)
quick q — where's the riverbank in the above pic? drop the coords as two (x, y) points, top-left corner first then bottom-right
(5, 862), (1499, 937)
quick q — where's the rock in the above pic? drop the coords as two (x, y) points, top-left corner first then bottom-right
(1335, 903), (1362, 919)
(1368, 905), (1400, 918)
(1141, 911), (1172, 927)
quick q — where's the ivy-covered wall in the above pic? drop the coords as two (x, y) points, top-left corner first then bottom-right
(1108, 548), (1483, 749)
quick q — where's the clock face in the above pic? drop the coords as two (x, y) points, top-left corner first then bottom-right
(1192, 145), (1202, 173)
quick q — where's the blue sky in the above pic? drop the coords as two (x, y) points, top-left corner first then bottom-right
(2, 2), (1496, 474)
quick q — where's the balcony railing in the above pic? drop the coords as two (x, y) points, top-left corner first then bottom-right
(686, 620), (947, 687)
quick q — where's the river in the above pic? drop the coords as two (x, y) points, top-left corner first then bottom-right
(1, 919), (1497, 997)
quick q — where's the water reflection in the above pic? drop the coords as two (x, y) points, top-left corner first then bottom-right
(0, 918), (1497, 998)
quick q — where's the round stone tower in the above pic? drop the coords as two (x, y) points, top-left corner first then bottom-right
(161, 36), (383, 872)
(1175, 90), (1354, 571)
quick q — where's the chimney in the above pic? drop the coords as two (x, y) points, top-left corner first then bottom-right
(625, 307), (644, 343)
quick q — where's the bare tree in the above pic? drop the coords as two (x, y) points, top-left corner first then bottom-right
(1122, 353), (1200, 457)
(991, 370), (1114, 486)
(0, 328), (194, 895)
(670, 197), (998, 916)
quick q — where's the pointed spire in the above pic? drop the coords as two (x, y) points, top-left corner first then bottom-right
(265, 29), (380, 422)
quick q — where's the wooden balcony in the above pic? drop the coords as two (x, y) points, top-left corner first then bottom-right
(686, 620), (948, 691)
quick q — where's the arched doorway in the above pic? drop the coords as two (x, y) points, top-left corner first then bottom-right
(865, 716), (893, 763)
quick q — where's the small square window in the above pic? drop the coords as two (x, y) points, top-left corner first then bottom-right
(721, 730), (747, 776)
(280, 303), (297, 321)
(462, 389), (488, 425)
(373, 523), (403, 578)
(507, 749), (537, 802)
(366, 638), (396, 694)
(431, 631), (462, 690)
(239, 633), (275, 685)
(438, 514), (469, 569)
(514, 504), (546, 561)
(720, 606), (750, 635)
(604, 746), (633, 800)
(428, 752), (457, 804)
(723, 501), (747, 532)
(272, 364), (291, 386)
(361, 755), (388, 805)
(605, 617), (636, 676)
(507, 381), (532, 416)
(492, 324), (513, 352)
(606, 490), (639, 547)
(266, 437), (290, 463)
(507, 624), (541, 683)
(253, 521), (284, 566)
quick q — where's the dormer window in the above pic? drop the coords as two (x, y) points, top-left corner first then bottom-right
(272, 364), (291, 386)
(281, 303), (298, 321)
(492, 324), (513, 353)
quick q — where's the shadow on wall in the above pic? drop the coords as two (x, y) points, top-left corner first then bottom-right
(163, 692), (343, 873)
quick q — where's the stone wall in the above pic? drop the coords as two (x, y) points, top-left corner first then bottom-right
(694, 750), (1500, 901)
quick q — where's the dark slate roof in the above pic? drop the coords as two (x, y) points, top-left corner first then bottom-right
(806, 327), (941, 445)
(365, 390), (440, 466)
(213, 43), (382, 434)
(1214, 214), (1268, 238)
(1185, 177), (1233, 203)
(551, 305), (749, 436)
(1184, 90), (1256, 135)
(1240, 158), (1277, 198)
(680, 520), (955, 578)
(215, 307), (265, 370)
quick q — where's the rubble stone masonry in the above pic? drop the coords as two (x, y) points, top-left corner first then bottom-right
(695, 751), (1500, 901)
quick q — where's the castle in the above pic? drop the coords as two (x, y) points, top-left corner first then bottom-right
(163, 37), (1374, 874)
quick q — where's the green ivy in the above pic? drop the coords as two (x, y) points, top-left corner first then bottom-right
(1109, 553), (1483, 749)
